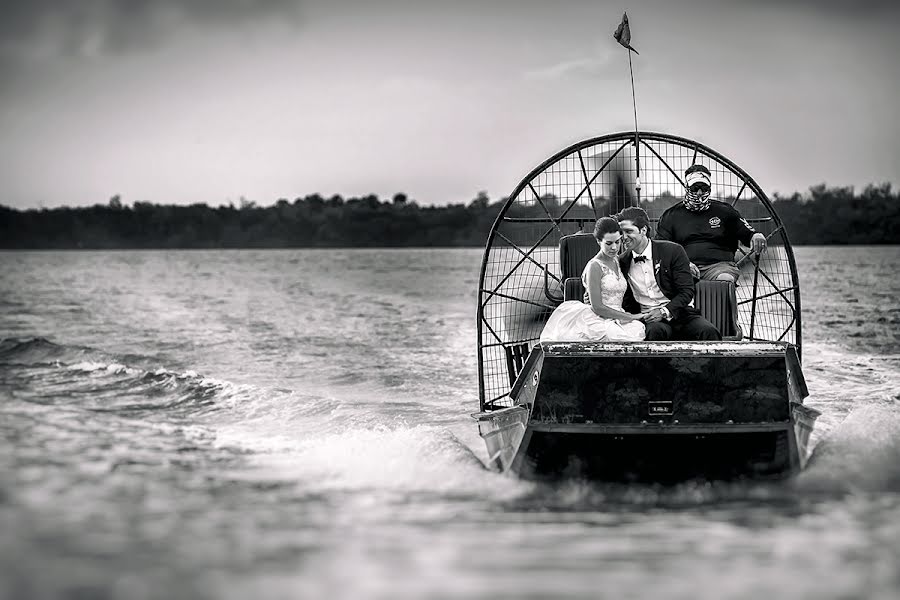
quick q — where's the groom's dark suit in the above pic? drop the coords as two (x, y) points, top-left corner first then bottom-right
(620, 240), (721, 341)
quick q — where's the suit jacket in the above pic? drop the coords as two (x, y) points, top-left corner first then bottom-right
(620, 239), (698, 322)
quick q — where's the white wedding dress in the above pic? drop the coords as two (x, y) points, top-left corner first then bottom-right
(540, 255), (646, 343)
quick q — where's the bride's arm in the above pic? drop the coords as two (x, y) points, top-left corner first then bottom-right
(585, 262), (644, 322)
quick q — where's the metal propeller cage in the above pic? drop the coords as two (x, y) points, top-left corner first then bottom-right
(477, 132), (801, 411)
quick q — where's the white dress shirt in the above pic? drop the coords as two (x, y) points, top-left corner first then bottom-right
(627, 242), (670, 316)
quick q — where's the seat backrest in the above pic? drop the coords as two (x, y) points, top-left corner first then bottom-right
(559, 233), (599, 279)
(559, 233), (598, 302)
(694, 280), (742, 340)
(564, 278), (585, 301)
(504, 342), (531, 388)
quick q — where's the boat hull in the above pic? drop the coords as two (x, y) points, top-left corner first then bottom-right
(474, 341), (819, 482)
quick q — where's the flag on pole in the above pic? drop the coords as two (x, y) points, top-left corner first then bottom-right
(613, 12), (639, 54)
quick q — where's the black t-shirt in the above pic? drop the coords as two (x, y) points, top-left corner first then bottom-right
(656, 201), (756, 265)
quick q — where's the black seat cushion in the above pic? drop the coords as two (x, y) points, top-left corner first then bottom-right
(559, 233), (599, 281)
(563, 277), (585, 302)
(694, 279), (742, 340)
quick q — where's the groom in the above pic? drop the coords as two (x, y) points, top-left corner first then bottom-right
(616, 207), (721, 341)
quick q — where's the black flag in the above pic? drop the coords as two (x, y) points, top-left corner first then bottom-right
(614, 12), (639, 54)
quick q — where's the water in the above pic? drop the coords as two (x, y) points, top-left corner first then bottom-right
(1, 247), (899, 600)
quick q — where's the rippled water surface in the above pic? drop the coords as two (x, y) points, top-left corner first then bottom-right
(1, 247), (899, 599)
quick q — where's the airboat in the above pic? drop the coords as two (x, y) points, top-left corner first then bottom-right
(472, 131), (820, 482)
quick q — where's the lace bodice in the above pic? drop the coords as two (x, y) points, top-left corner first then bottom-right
(582, 256), (627, 311)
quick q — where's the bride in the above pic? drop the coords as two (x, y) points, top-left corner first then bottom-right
(540, 217), (646, 343)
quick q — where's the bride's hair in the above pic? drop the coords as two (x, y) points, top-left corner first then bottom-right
(593, 216), (621, 241)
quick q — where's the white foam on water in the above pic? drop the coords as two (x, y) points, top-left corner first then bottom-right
(799, 342), (899, 445)
(798, 404), (900, 494)
(66, 361), (141, 375)
(213, 418), (528, 502)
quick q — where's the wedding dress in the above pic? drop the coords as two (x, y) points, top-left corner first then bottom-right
(540, 255), (646, 343)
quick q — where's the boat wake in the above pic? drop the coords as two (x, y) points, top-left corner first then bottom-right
(216, 422), (509, 496)
(1, 336), (264, 418)
(796, 342), (900, 494)
(5, 335), (898, 511)
(1, 336), (525, 504)
(0, 336), (90, 365)
(798, 404), (900, 495)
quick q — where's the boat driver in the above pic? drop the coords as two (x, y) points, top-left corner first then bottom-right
(656, 164), (767, 282)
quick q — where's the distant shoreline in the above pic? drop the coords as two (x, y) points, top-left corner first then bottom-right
(2, 183), (898, 247)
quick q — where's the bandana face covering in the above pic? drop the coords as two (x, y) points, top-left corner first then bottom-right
(684, 168), (712, 212)
(684, 187), (711, 211)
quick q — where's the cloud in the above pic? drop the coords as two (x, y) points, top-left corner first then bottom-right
(753, 0), (900, 18)
(523, 52), (616, 82)
(0, 0), (304, 59)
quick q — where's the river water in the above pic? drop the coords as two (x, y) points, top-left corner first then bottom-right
(1, 247), (898, 599)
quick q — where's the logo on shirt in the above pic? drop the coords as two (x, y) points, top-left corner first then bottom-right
(708, 216), (722, 228)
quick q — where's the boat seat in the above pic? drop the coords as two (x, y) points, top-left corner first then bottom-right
(694, 279), (743, 340)
(564, 278), (586, 302)
(504, 342), (531, 388)
(559, 232), (598, 302)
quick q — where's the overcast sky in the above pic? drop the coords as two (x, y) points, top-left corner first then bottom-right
(1, 0), (898, 209)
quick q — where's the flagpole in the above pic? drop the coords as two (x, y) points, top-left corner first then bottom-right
(614, 12), (641, 207)
(628, 48), (640, 206)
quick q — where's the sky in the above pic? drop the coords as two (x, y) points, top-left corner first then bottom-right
(1, 0), (898, 209)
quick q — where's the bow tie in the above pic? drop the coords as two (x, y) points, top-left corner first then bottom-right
(633, 255), (647, 263)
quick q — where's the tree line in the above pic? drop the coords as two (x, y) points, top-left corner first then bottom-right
(0, 184), (897, 249)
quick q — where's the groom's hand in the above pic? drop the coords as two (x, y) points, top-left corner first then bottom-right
(644, 308), (665, 323)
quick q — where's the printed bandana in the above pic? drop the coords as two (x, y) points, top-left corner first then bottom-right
(684, 169), (711, 211)
(684, 188), (711, 212)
